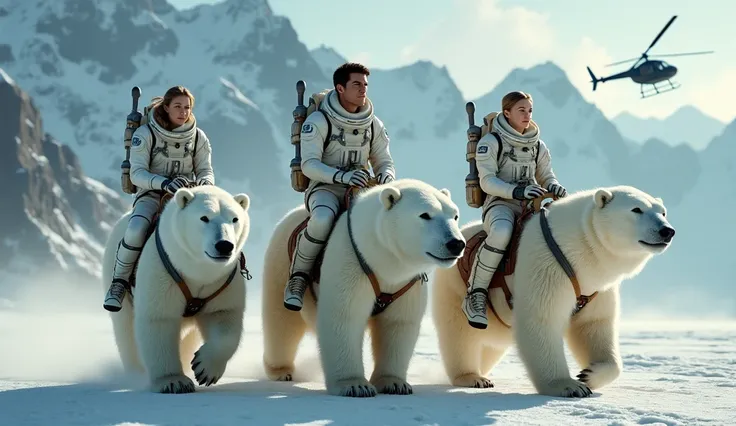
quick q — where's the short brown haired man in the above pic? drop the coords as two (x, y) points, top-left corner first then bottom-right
(284, 62), (396, 311)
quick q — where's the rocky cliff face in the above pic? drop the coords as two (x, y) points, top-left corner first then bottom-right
(0, 68), (127, 291)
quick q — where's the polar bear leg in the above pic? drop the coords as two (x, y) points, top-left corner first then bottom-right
(432, 273), (495, 388)
(179, 325), (202, 372)
(190, 309), (243, 386)
(262, 273), (307, 382)
(316, 279), (376, 398)
(566, 315), (622, 390)
(109, 299), (144, 374)
(367, 314), (421, 395)
(512, 267), (592, 398)
(135, 315), (194, 394)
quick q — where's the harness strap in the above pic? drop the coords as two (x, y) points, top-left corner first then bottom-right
(345, 193), (426, 317)
(154, 225), (242, 317)
(539, 207), (598, 315)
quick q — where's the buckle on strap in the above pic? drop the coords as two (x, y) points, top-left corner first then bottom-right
(183, 298), (206, 317)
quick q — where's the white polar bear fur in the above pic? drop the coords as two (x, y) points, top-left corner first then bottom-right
(262, 178), (466, 397)
(102, 185), (251, 393)
(432, 185), (675, 397)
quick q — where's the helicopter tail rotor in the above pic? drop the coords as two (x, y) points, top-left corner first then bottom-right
(586, 66), (599, 91)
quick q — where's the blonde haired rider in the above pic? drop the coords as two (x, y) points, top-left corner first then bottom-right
(463, 91), (567, 329)
(103, 85), (215, 312)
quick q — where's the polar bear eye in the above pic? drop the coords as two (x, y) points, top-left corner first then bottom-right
(232, 217), (239, 223)
(200, 216), (209, 223)
(631, 208), (643, 214)
(420, 213), (431, 220)
(454, 215), (459, 221)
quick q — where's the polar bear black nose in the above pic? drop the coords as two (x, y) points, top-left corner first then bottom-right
(445, 238), (466, 256)
(215, 240), (234, 256)
(658, 226), (675, 242)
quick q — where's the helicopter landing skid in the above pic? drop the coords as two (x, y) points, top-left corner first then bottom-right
(640, 80), (681, 98)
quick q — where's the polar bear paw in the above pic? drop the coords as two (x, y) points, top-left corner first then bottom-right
(452, 373), (495, 389)
(576, 361), (621, 390)
(371, 375), (413, 395)
(539, 377), (592, 398)
(331, 378), (377, 398)
(191, 346), (226, 386)
(151, 374), (195, 394)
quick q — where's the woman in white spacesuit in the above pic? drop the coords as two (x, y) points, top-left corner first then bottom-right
(462, 91), (568, 329)
(103, 85), (215, 312)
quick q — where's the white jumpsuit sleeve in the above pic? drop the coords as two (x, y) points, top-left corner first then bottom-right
(129, 125), (168, 191)
(193, 129), (215, 185)
(475, 132), (517, 199)
(534, 140), (560, 189)
(368, 116), (395, 181)
(300, 111), (343, 184)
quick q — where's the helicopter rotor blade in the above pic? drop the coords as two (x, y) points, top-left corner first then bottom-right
(604, 57), (641, 67)
(643, 15), (677, 57)
(648, 50), (715, 58)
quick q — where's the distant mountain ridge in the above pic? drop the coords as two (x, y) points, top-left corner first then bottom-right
(613, 105), (725, 151)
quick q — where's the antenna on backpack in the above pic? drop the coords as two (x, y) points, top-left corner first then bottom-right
(121, 86), (143, 194)
(465, 102), (484, 209)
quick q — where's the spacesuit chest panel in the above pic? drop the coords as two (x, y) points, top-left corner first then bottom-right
(497, 139), (539, 186)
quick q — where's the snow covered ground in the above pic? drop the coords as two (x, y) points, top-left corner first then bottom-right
(0, 284), (734, 426)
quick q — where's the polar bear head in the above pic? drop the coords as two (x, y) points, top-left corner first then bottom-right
(165, 185), (251, 266)
(591, 185), (675, 258)
(370, 179), (466, 269)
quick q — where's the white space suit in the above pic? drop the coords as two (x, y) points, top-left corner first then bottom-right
(103, 110), (215, 312)
(284, 89), (395, 311)
(463, 113), (567, 329)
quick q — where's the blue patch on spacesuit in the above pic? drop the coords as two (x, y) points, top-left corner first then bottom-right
(477, 145), (488, 154)
(131, 136), (142, 146)
(302, 123), (314, 134)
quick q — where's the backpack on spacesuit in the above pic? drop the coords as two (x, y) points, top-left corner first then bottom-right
(120, 87), (163, 194)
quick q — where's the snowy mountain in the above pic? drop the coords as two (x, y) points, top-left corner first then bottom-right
(0, 0), (328, 217)
(0, 68), (127, 297)
(613, 106), (726, 151)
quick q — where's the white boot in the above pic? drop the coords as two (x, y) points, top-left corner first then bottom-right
(104, 239), (141, 312)
(462, 243), (506, 329)
(284, 229), (325, 311)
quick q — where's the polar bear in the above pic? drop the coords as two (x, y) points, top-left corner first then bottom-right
(261, 178), (466, 397)
(102, 185), (252, 394)
(432, 185), (675, 397)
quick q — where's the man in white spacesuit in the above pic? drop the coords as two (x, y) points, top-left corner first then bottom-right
(463, 91), (567, 329)
(103, 86), (215, 312)
(284, 62), (396, 311)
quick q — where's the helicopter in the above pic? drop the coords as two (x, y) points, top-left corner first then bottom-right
(586, 15), (714, 98)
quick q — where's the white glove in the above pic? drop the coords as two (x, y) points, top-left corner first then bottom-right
(340, 169), (371, 188)
(161, 176), (190, 194)
(375, 172), (394, 185)
(547, 183), (567, 198)
(512, 184), (545, 200)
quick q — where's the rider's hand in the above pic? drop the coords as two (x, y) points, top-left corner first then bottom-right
(547, 183), (567, 198)
(341, 169), (371, 188)
(376, 172), (395, 185)
(161, 176), (190, 194)
(512, 184), (545, 200)
(196, 177), (213, 186)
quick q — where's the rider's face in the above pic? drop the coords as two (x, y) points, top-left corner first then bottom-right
(503, 98), (532, 133)
(165, 95), (192, 128)
(337, 73), (368, 110)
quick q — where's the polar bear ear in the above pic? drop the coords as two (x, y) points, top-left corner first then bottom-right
(175, 188), (195, 209)
(233, 193), (250, 212)
(594, 188), (614, 208)
(439, 188), (451, 198)
(380, 186), (401, 210)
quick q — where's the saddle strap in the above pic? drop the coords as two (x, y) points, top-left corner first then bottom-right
(155, 226), (240, 317)
(539, 207), (598, 314)
(345, 196), (426, 317)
